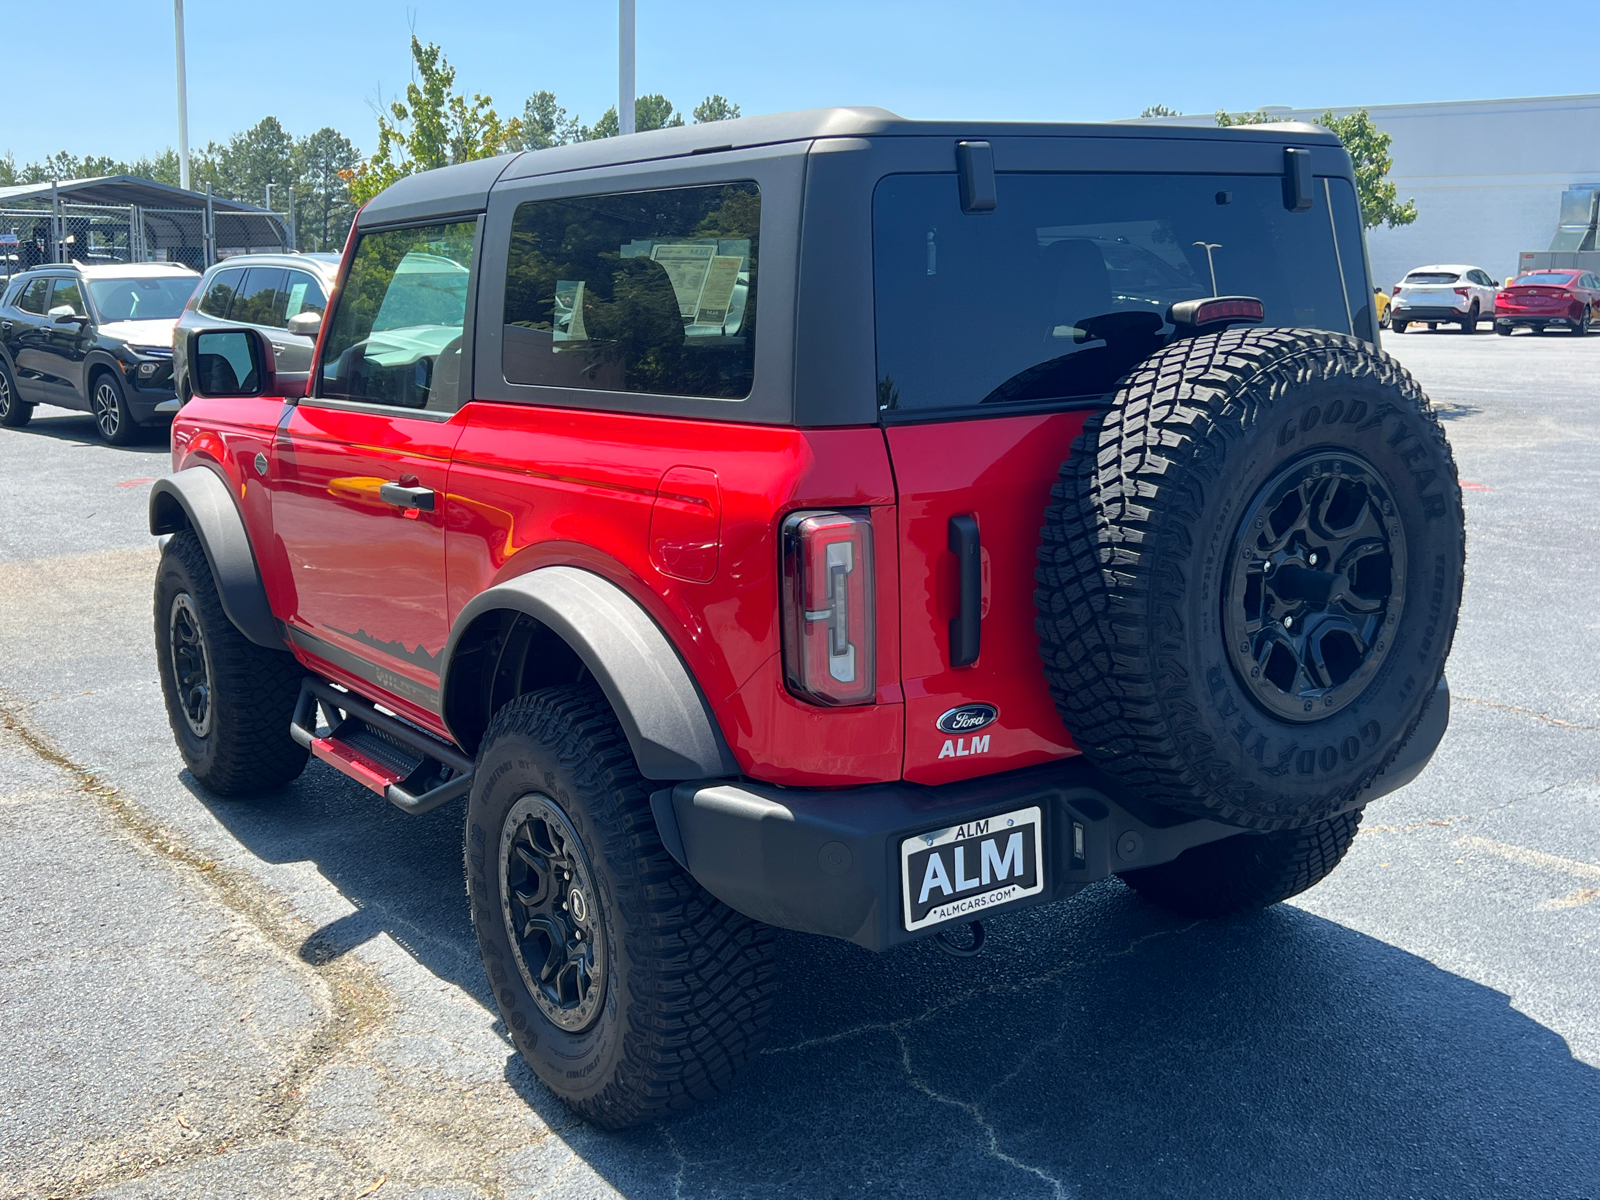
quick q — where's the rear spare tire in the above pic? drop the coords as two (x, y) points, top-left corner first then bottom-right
(1036, 328), (1464, 830)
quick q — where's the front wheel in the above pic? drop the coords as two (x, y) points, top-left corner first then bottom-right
(155, 530), (308, 794)
(90, 371), (139, 446)
(467, 685), (777, 1129)
(1120, 811), (1362, 917)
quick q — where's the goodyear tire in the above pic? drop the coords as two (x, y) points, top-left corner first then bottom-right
(466, 685), (776, 1129)
(155, 530), (309, 794)
(1121, 810), (1362, 916)
(1036, 328), (1465, 830)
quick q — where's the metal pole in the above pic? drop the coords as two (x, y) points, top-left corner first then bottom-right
(618, 0), (635, 136)
(204, 182), (215, 267)
(52, 180), (61, 264)
(175, 0), (191, 190)
(286, 187), (297, 253)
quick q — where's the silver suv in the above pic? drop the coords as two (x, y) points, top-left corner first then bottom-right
(172, 253), (339, 399)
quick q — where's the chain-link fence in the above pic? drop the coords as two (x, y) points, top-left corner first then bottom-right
(0, 200), (292, 282)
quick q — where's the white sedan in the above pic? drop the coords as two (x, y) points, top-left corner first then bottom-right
(1389, 264), (1500, 333)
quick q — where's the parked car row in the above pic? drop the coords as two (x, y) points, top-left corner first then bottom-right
(1386, 262), (1600, 336)
(0, 252), (338, 442)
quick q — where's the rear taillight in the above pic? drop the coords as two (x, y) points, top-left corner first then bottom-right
(781, 511), (876, 706)
(1392, 285), (1401, 295)
(1453, 288), (1470, 298)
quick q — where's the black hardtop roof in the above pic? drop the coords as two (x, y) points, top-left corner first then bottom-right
(355, 107), (1341, 227)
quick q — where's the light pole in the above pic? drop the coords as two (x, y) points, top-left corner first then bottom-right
(174, 0), (190, 190)
(619, 0), (635, 136)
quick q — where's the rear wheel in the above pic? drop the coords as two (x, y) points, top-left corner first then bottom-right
(89, 370), (139, 446)
(1495, 323), (1513, 337)
(1573, 311), (1590, 336)
(1458, 303), (1479, 333)
(1121, 811), (1362, 916)
(1036, 328), (1465, 830)
(0, 360), (31, 427)
(1390, 320), (1407, 334)
(467, 685), (777, 1129)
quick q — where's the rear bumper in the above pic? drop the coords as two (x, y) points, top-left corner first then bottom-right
(656, 678), (1450, 952)
(1392, 305), (1470, 322)
(1496, 313), (1575, 325)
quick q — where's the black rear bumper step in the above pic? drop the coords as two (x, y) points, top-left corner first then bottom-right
(290, 678), (474, 815)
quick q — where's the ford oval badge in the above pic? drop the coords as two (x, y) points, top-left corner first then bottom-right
(936, 704), (998, 734)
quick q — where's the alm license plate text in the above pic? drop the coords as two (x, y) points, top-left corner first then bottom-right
(900, 806), (1044, 932)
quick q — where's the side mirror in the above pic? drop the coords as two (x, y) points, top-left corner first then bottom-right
(49, 305), (87, 325)
(286, 310), (322, 338)
(183, 327), (278, 399)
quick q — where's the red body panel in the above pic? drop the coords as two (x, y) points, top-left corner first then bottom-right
(1496, 280), (1600, 322)
(445, 402), (903, 785)
(886, 412), (1084, 784)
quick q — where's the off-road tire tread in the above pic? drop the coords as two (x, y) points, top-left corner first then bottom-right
(1035, 328), (1462, 829)
(157, 530), (307, 794)
(475, 686), (777, 1129)
(1120, 810), (1363, 917)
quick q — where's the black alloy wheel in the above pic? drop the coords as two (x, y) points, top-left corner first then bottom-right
(1459, 303), (1479, 333)
(500, 792), (608, 1032)
(1223, 451), (1405, 723)
(1574, 310), (1590, 336)
(167, 592), (214, 739)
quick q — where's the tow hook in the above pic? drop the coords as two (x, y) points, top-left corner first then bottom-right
(934, 920), (986, 958)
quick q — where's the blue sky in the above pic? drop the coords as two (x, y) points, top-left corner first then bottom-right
(6, 1), (1592, 164)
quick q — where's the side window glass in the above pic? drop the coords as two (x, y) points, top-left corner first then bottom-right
(319, 220), (476, 412)
(17, 278), (50, 314)
(502, 182), (759, 400)
(49, 278), (87, 316)
(231, 268), (290, 328)
(284, 271), (327, 321)
(199, 268), (245, 319)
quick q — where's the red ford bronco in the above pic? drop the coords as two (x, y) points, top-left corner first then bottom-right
(151, 109), (1464, 1128)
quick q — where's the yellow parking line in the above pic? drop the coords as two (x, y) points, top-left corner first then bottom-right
(1454, 836), (1600, 882)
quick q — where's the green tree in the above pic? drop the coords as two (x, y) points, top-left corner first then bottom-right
(193, 116), (296, 206)
(579, 93), (687, 140)
(1140, 104), (1179, 118)
(295, 127), (360, 251)
(345, 36), (523, 205)
(1215, 107), (1417, 230)
(1315, 110), (1417, 230)
(518, 90), (582, 150)
(693, 95), (741, 123)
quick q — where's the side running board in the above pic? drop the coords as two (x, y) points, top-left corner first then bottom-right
(289, 678), (474, 815)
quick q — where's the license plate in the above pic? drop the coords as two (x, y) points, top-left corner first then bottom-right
(900, 806), (1044, 932)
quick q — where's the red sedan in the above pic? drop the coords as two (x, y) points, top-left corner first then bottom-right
(1495, 270), (1600, 335)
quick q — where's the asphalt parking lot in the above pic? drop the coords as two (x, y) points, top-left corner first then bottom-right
(2, 327), (1598, 1200)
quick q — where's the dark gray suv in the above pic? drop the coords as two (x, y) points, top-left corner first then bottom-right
(172, 252), (339, 401)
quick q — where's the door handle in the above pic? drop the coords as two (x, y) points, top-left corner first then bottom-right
(948, 514), (981, 667)
(379, 482), (435, 511)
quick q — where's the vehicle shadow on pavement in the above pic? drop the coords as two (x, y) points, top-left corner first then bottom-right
(192, 764), (1600, 1200)
(12, 409), (171, 452)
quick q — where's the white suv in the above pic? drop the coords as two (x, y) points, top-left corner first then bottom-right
(1389, 264), (1499, 334)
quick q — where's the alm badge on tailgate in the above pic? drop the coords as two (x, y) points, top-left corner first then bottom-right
(900, 806), (1044, 932)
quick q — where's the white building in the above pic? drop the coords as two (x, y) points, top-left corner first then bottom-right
(1140, 94), (1600, 288)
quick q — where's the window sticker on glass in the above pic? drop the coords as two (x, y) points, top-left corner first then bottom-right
(502, 183), (759, 400)
(553, 281), (588, 346)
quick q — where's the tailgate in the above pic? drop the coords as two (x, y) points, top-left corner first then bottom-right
(888, 412), (1085, 784)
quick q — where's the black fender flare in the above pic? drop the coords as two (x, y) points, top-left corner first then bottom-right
(442, 566), (738, 781)
(148, 465), (284, 650)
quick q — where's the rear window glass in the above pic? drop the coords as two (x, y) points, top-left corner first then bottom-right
(88, 275), (197, 322)
(1403, 272), (1460, 284)
(199, 268), (245, 319)
(873, 173), (1354, 414)
(501, 182), (758, 400)
(1511, 272), (1577, 287)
